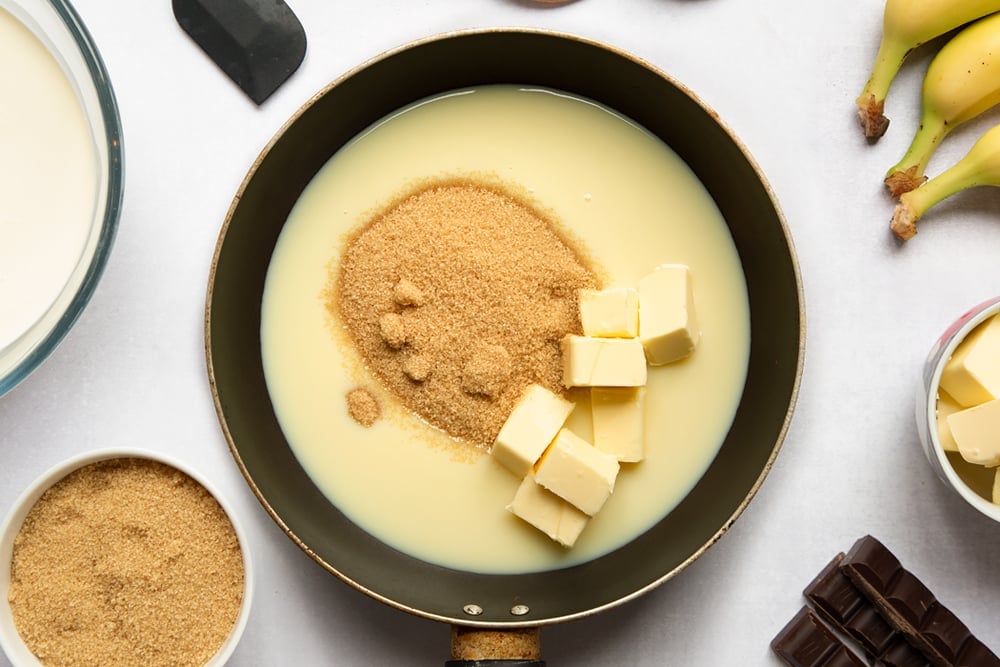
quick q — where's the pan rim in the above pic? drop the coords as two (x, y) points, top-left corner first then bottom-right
(204, 26), (805, 628)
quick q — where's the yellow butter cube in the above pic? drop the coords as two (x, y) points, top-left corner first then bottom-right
(591, 387), (645, 462)
(579, 287), (639, 338)
(935, 390), (962, 453)
(534, 428), (619, 516)
(561, 335), (647, 388)
(507, 474), (590, 547)
(492, 384), (574, 477)
(940, 314), (1000, 407)
(993, 468), (1000, 506)
(946, 398), (1000, 466)
(638, 264), (700, 365)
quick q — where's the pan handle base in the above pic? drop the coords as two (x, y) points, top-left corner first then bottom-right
(445, 661), (545, 666)
(449, 626), (543, 665)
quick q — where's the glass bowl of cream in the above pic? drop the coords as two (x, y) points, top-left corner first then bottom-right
(0, 0), (124, 397)
(917, 296), (1000, 524)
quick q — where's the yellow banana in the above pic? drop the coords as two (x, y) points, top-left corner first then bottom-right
(890, 122), (1000, 240)
(884, 11), (1000, 197)
(857, 0), (1000, 140)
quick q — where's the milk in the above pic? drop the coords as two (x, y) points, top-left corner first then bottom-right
(261, 85), (750, 574)
(0, 8), (97, 354)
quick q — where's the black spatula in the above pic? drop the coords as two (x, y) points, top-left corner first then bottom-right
(173, 0), (307, 105)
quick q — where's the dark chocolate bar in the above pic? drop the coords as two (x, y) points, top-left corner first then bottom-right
(877, 637), (933, 667)
(840, 535), (1000, 667)
(803, 552), (928, 666)
(805, 553), (897, 657)
(771, 607), (867, 667)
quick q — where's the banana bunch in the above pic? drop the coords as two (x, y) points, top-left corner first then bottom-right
(883, 11), (1000, 197)
(890, 122), (1000, 240)
(857, 0), (1000, 140)
(858, 2), (1000, 240)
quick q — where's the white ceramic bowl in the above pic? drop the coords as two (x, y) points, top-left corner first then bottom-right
(917, 296), (1000, 523)
(0, 0), (124, 397)
(0, 449), (254, 666)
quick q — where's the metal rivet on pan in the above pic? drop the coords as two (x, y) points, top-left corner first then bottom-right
(510, 604), (530, 616)
(463, 604), (484, 616)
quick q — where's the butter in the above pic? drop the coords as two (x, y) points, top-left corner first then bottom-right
(940, 314), (1000, 407)
(506, 474), (590, 547)
(993, 468), (1000, 506)
(638, 264), (699, 365)
(591, 387), (645, 462)
(561, 335), (647, 387)
(534, 428), (619, 515)
(492, 384), (574, 477)
(579, 287), (639, 338)
(946, 398), (1000, 466)
(935, 389), (962, 453)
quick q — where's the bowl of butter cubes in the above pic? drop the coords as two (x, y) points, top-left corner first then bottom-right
(919, 296), (1000, 522)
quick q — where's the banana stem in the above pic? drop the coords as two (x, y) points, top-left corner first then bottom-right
(857, 38), (910, 140)
(889, 156), (983, 240)
(884, 114), (948, 196)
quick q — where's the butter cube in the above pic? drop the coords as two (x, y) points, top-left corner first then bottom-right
(946, 398), (1000, 466)
(940, 314), (1000, 407)
(935, 390), (962, 453)
(591, 387), (646, 462)
(993, 469), (1000, 506)
(638, 264), (700, 365)
(579, 287), (639, 338)
(561, 335), (647, 388)
(507, 474), (590, 547)
(534, 428), (619, 515)
(492, 384), (574, 477)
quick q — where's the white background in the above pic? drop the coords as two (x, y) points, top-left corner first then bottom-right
(3, 0), (1000, 665)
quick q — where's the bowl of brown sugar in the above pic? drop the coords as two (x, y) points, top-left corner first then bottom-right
(0, 449), (252, 667)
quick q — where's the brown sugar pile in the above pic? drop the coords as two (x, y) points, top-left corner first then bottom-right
(346, 387), (380, 427)
(8, 458), (245, 667)
(334, 179), (599, 447)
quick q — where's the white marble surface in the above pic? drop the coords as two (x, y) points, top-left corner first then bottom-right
(3, 0), (1000, 665)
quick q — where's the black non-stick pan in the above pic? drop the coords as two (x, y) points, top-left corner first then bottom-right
(205, 28), (804, 665)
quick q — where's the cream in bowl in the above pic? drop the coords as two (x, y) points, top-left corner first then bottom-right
(918, 296), (1000, 522)
(0, 449), (253, 667)
(0, 0), (124, 397)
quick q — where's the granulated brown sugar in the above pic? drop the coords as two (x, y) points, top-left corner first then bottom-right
(346, 387), (381, 426)
(460, 343), (512, 398)
(8, 457), (244, 667)
(334, 178), (599, 447)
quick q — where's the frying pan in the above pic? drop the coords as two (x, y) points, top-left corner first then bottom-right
(205, 28), (804, 664)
